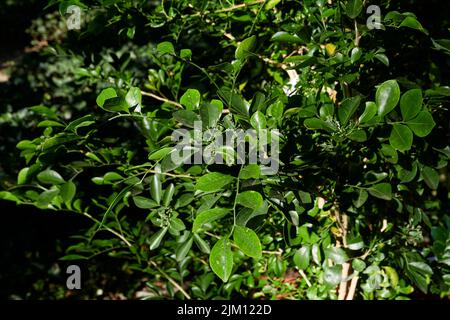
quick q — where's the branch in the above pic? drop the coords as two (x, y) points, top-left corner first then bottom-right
(145, 169), (193, 179)
(299, 270), (312, 287)
(338, 262), (350, 300)
(80, 211), (133, 247)
(346, 272), (360, 300)
(141, 91), (183, 108)
(149, 261), (191, 300)
(214, 0), (265, 13)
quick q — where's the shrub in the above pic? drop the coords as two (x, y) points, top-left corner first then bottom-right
(1, 0), (449, 299)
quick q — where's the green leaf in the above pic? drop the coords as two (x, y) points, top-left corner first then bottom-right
(103, 172), (123, 183)
(157, 41), (175, 55)
(102, 96), (129, 112)
(376, 80), (400, 117)
(180, 89), (201, 110)
(210, 238), (233, 282)
(294, 246), (310, 270)
(194, 233), (211, 254)
(421, 166), (439, 190)
(338, 96), (361, 126)
(381, 144), (398, 164)
(192, 208), (229, 232)
(37, 120), (65, 128)
(218, 87), (249, 118)
(200, 100), (223, 128)
(368, 183), (392, 200)
(250, 92), (266, 113)
(271, 31), (303, 44)
(96, 88), (117, 108)
(400, 16), (427, 34)
(375, 53), (389, 67)
(239, 164), (261, 179)
(389, 124), (413, 152)
(267, 101), (284, 120)
(150, 173), (162, 204)
(235, 35), (256, 60)
(319, 104), (334, 119)
(37, 169), (65, 185)
(406, 111), (436, 137)
(304, 118), (335, 132)
(125, 87), (142, 108)
(265, 0), (281, 10)
(397, 162), (418, 183)
(173, 110), (200, 128)
(325, 247), (348, 264)
(162, 183), (175, 207)
(195, 172), (234, 193)
(66, 115), (95, 133)
(176, 237), (193, 262)
(352, 259), (367, 272)
(236, 191), (263, 210)
(312, 243), (322, 265)
(350, 47), (362, 64)
(60, 181), (76, 205)
(359, 101), (377, 123)
(0, 191), (20, 202)
(17, 167), (29, 185)
(148, 228), (168, 250)
(323, 265), (342, 286)
(250, 111), (266, 130)
(354, 189), (368, 208)
(133, 196), (158, 209)
(148, 147), (174, 161)
(384, 266), (399, 287)
(400, 89), (422, 121)
(345, 0), (363, 19)
(180, 49), (192, 59)
(233, 225), (262, 259)
(348, 129), (367, 142)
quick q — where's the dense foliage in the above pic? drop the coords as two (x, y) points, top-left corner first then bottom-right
(0, 0), (449, 300)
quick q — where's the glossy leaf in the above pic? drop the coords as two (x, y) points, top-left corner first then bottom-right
(376, 80), (400, 117)
(233, 225), (262, 259)
(359, 101), (377, 123)
(338, 96), (361, 126)
(192, 208), (229, 232)
(195, 172), (234, 193)
(180, 89), (201, 110)
(406, 111), (436, 137)
(236, 191), (263, 210)
(400, 89), (422, 121)
(389, 124), (413, 151)
(37, 169), (65, 185)
(235, 35), (256, 60)
(368, 183), (392, 200)
(294, 246), (310, 270)
(210, 238), (233, 282)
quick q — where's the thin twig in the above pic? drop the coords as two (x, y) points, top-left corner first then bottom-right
(80, 211), (133, 247)
(338, 262), (350, 300)
(354, 20), (361, 47)
(299, 269), (312, 287)
(141, 91), (183, 108)
(149, 261), (192, 300)
(346, 272), (359, 300)
(145, 169), (193, 179)
(214, 0), (265, 13)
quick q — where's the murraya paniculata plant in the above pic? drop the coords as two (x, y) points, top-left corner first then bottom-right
(0, 0), (449, 299)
